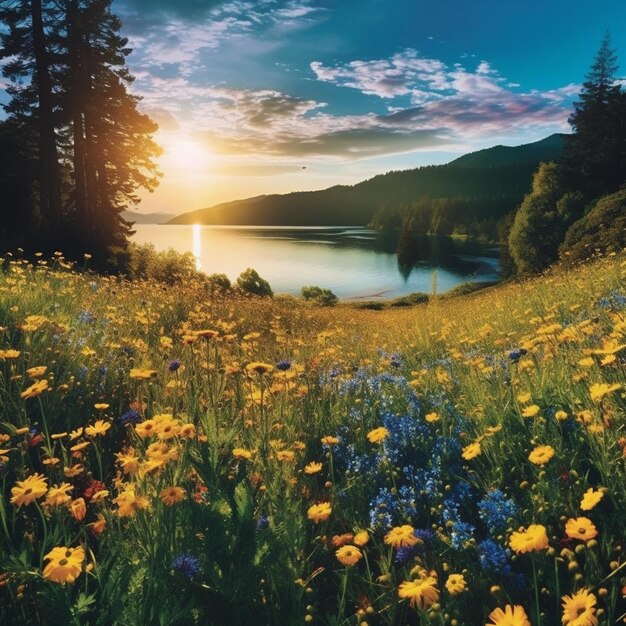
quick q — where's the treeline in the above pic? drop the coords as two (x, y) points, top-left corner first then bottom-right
(505, 33), (626, 274)
(170, 140), (561, 228)
(370, 193), (521, 242)
(0, 0), (160, 269)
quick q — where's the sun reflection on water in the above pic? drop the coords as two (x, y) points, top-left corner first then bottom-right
(192, 224), (202, 270)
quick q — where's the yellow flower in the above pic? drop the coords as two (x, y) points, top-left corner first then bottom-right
(517, 392), (532, 403)
(521, 404), (540, 418)
(160, 486), (186, 506)
(85, 420), (111, 437)
(528, 445), (555, 466)
(179, 423), (196, 439)
(275, 450), (295, 462)
(156, 418), (180, 441)
(335, 545), (363, 567)
(384, 525), (418, 548)
(114, 488), (150, 517)
(129, 368), (157, 380)
(445, 573), (467, 595)
(44, 483), (73, 508)
(20, 379), (49, 399)
(70, 441), (91, 453)
(233, 447), (253, 461)
(589, 382), (622, 402)
(461, 441), (481, 460)
(116, 450), (140, 475)
(304, 461), (323, 475)
(486, 605), (531, 626)
(135, 420), (157, 438)
(69, 427), (84, 440)
(320, 436), (340, 446)
(509, 524), (549, 554)
(307, 502), (332, 524)
(425, 412), (440, 423)
(565, 517), (598, 541)
(397, 576), (439, 610)
(26, 366), (47, 378)
(367, 427), (389, 444)
(64, 464), (84, 477)
(580, 487), (605, 511)
(94, 403), (110, 410)
(68, 498), (87, 521)
(555, 410), (569, 421)
(10, 473), (48, 507)
(42, 546), (85, 584)
(561, 588), (598, 626)
(245, 362), (274, 375)
(353, 531), (370, 546)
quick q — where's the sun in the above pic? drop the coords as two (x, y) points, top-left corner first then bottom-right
(160, 134), (215, 174)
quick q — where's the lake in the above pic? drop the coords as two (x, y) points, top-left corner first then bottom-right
(132, 225), (500, 299)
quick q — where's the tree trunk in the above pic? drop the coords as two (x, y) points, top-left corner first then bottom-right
(30, 0), (62, 241)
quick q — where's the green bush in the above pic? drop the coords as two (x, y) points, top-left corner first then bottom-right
(127, 243), (203, 285)
(560, 188), (626, 263)
(236, 268), (273, 297)
(388, 292), (429, 307)
(301, 285), (338, 306)
(207, 273), (232, 291)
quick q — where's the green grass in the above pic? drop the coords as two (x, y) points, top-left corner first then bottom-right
(0, 251), (625, 625)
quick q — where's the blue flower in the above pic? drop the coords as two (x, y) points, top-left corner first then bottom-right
(171, 554), (201, 579)
(276, 359), (291, 371)
(478, 539), (512, 576)
(168, 359), (181, 372)
(478, 490), (519, 535)
(119, 409), (142, 426)
(256, 515), (270, 530)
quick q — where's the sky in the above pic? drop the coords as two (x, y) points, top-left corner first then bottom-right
(4, 0), (626, 214)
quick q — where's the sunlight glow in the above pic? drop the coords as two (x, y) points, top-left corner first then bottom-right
(161, 134), (215, 174)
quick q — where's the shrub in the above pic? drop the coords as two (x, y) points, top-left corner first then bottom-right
(236, 268), (273, 297)
(560, 188), (626, 264)
(389, 292), (429, 307)
(301, 286), (338, 306)
(206, 273), (231, 291)
(127, 243), (202, 285)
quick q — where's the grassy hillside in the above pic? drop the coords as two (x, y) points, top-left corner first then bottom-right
(168, 135), (566, 227)
(0, 250), (624, 625)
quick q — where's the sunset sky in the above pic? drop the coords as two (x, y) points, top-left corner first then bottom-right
(4, 0), (626, 215)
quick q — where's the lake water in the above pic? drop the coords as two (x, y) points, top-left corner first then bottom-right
(132, 225), (500, 299)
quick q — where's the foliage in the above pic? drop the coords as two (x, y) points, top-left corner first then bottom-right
(236, 268), (273, 297)
(562, 32), (626, 198)
(0, 250), (625, 624)
(127, 243), (205, 285)
(206, 273), (232, 291)
(560, 188), (626, 263)
(507, 162), (578, 274)
(301, 286), (338, 307)
(0, 0), (161, 267)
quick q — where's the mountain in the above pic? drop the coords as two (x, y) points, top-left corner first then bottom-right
(167, 134), (567, 228)
(123, 210), (176, 224)
(449, 134), (566, 167)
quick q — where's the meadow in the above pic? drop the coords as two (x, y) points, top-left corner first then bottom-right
(0, 250), (625, 626)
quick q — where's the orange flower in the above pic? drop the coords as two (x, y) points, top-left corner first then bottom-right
(160, 486), (186, 506)
(565, 517), (598, 541)
(68, 498), (87, 521)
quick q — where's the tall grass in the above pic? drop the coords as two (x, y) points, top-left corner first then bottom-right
(0, 250), (624, 625)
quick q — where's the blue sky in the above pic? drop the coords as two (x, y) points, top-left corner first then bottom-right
(4, 0), (626, 212)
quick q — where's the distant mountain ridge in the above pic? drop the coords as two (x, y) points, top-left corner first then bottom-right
(123, 210), (176, 224)
(167, 134), (567, 227)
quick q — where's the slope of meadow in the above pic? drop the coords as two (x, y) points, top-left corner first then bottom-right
(1, 252), (625, 625)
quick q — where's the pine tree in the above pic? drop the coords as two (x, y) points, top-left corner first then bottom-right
(1, 0), (161, 266)
(563, 32), (625, 197)
(0, 0), (63, 247)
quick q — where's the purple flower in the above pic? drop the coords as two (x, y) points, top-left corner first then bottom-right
(168, 359), (182, 372)
(276, 359), (291, 371)
(171, 554), (201, 579)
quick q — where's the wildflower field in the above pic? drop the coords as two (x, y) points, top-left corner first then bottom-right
(1, 252), (625, 626)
